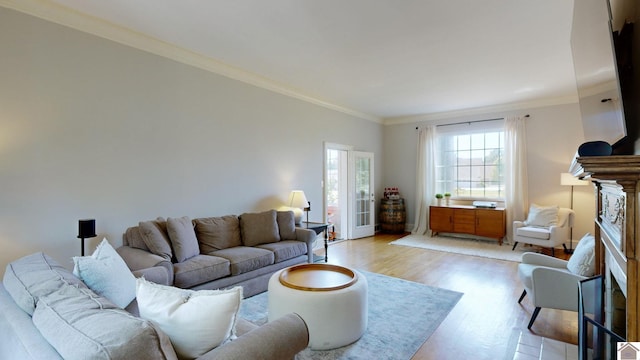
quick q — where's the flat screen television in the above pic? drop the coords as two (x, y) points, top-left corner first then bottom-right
(571, 0), (639, 155)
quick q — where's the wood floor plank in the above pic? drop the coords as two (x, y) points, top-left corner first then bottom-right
(314, 233), (577, 360)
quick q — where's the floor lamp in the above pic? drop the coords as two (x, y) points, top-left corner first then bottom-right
(78, 219), (97, 256)
(560, 173), (589, 254)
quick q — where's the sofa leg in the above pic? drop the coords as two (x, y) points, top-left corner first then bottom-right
(527, 307), (541, 329)
(518, 290), (527, 304)
(511, 242), (519, 251)
(551, 248), (555, 257)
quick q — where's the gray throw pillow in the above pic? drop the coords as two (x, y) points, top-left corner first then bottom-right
(277, 211), (297, 240)
(138, 219), (173, 261)
(166, 216), (200, 263)
(194, 216), (242, 253)
(239, 210), (280, 247)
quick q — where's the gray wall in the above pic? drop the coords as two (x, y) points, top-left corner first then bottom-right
(0, 7), (383, 275)
(383, 103), (596, 242)
(0, 6), (596, 275)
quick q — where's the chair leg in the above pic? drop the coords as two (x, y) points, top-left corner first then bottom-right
(511, 242), (519, 251)
(518, 290), (527, 304)
(527, 307), (541, 329)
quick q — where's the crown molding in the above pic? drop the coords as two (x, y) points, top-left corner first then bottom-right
(0, 0), (382, 123)
(382, 95), (579, 126)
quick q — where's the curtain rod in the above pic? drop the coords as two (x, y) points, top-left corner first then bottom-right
(415, 114), (529, 130)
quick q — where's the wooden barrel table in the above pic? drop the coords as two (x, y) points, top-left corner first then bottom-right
(380, 198), (406, 233)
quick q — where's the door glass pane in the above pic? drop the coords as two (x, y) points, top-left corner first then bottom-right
(355, 156), (371, 227)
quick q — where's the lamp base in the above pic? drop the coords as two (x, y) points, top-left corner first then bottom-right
(562, 243), (574, 254)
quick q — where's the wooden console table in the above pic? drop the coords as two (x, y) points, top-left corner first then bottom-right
(429, 205), (506, 244)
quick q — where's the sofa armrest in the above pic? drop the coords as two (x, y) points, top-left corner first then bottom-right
(198, 313), (309, 360)
(116, 246), (173, 285)
(132, 267), (170, 285)
(295, 228), (317, 263)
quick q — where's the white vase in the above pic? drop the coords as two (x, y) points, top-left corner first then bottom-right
(436, 199), (441, 206)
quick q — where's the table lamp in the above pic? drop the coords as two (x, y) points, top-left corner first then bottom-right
(288, 190), (309, 225)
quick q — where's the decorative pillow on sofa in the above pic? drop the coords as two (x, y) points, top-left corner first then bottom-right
(524, 204), (559, 227)
(567, 233), (596, 277)
(138, 218), (173, 261)
(277, 211), (297, 240)
(136, 278), (242, 359)
(239, 210), (281, 247)
(73, 238), (137, 308)
(194, 215), (242, 253)
(166, 216), (200, 263)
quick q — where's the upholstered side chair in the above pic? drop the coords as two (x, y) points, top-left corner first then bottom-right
(512, 206), (575, 256)
(517, 234), (595, 329)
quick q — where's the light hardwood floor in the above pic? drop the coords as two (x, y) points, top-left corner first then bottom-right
(313, 233), (577, 360)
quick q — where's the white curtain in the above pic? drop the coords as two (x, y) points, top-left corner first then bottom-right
(504, 116), (528, 243)
(411, 125), (437, 235)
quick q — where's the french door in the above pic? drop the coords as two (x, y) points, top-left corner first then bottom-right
(324, 145), (375, 239)
(349, 151), (375, 239)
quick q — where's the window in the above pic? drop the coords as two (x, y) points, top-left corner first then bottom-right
(435, 122), (505, 200)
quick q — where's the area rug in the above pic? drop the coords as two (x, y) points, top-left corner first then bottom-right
(390, 234), (527, 262)
(238, 270), (462, 360)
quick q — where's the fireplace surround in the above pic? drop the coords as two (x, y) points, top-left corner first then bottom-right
(574, 155), (640, 350)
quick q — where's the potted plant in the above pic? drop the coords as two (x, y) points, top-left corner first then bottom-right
(435, 193), (443, 206)
(444, 192), (451, 205)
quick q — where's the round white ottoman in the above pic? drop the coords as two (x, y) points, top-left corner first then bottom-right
(268, 264), (368, 350)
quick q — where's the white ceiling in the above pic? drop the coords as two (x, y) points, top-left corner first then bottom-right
(15, 0), (579, 122)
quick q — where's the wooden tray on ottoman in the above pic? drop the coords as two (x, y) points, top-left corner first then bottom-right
(279, 264), (357, 291)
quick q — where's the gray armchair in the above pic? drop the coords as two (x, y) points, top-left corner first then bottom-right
(517, 234), (595, 329)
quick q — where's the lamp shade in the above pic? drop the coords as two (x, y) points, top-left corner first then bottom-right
(560, 173), (589, 186)
(288, 190), (309, 209)
(78, 219), (96, 238)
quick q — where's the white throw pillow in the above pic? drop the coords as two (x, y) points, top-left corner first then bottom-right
(524, 204), (559, 227)
(567, 233), (596, 276)
(72, 238), (137, 308)
(136, 278), (242, 359)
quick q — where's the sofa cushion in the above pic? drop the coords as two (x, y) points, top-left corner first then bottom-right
(258, 241), (307, 263)
(194, 215), (242, 252)
(277, 211), (297, 240)
(138, 219), (173, 261)
(239, 210), (280, 246)
(211, 247), (275, 276)
(73, 238), (137, 308)
(567, 233), (596, 276)
(173, 255), (231, 289)
(136, 278), (242, 359)
(166, 216), (200, 263)
(3, 252), (87, 316)
(524, 204), (559, 227)
(33, 283), (177, 360)
(516, 226), (551, 240)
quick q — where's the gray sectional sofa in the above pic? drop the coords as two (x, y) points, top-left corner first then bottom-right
(117, 209), (316, 298)
(0, 252), (309, 360)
